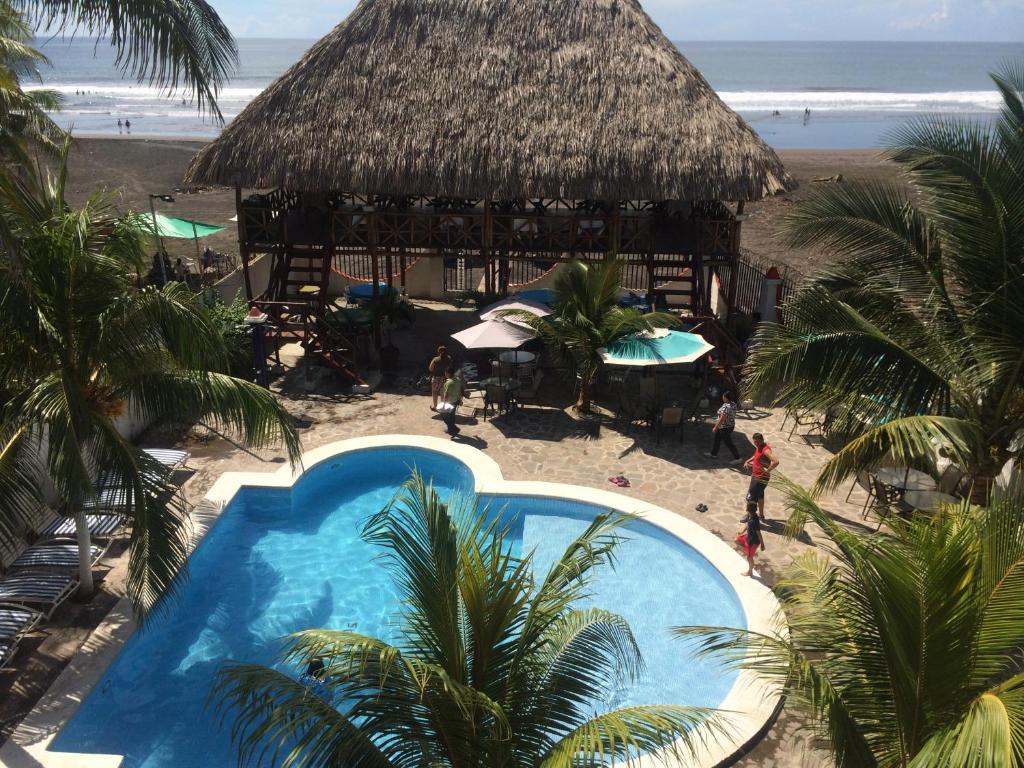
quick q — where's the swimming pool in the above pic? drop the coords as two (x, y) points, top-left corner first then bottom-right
(45, 438), (767, 768)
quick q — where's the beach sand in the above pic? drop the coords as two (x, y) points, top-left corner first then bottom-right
(63, 137), (902, 276)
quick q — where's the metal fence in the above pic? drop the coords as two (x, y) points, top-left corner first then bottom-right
(723, 250), (802, 320)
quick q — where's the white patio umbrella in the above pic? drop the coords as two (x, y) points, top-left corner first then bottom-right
(451, 318), (535, 350)
(479, 297), (551, 321)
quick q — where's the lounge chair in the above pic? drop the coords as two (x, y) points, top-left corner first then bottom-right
(143, 447), (190, 470)
(0, 638), (20, 669)
(8, 540), (109, 572)
(36, 507), (126, 540)
(0, 603), (43, 641)
(0, 573), (78, 618)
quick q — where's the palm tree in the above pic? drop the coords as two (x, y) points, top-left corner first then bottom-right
(742, 62), (1024, 496)
(15, 0), (237, 120)
(0, 4), (62, 159)
(508, 257), (678, 412)
(212, 472), (717, 767)
(0, 145), (301, 614)
(678, 478), (1024, 768)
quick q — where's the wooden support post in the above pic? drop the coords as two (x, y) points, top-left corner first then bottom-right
(609, 201), (621, 256)
(370, 213), (383, 347)
(482, 199), (493, 296)
(725, 201), (744, 332)
(235, 186), (254, 301)
(385, 251), (394, 291)
(399, 250), (407, 290)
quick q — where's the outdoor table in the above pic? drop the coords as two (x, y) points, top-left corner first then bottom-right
(497, 350), (535, 365)
(299, 284), (321, 296)
(875, 467), (937, 492)
(903, 490), (959, 511)
(481, 377), (521, 391)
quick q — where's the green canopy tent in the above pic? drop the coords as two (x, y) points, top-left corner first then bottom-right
(136, 212), (227, 280)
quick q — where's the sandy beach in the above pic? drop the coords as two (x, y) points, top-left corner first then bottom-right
(63, 137), (901, 277)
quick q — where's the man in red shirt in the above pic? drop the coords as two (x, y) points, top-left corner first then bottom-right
(743, 433), (779, 521)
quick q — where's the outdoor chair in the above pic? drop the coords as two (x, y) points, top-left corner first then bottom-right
(845, 470), (878, 513)
(938, 464), (967, 497)
(0, 572), (79, 618)
(9, 539), (110, 572)
(516, 370), (545, 407)
(866, 476), (911, 531)
(614, 393), (649, 432)
(785, 407), (827, 442)
(34, 505), (126, 541)
(143, 447), (191, 470)
(656, 407), (685, 444)
(0, 602), (43, 668)
(483, 385), (511, 420)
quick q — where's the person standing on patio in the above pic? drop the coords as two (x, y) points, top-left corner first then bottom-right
(743, 433), (779, 521)
(736, 501), (765, 577)
(439, 368), (465, 436)
(705, 392), (742, 463)
(428, 346), (450, 410)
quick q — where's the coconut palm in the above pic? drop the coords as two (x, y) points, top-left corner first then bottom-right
(15, 0), (237, 120)
(0, 4), (62, 158)
(678, 477), (1024, 768)
(212, 472), (717, 767)
(742, 62), (1024, 495)
(0, 145), (301, 614)
(508, 257), (678, 411)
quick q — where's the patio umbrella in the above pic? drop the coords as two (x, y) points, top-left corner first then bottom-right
(515, 288), (556, 306)
(598, 328), (713, 367)
(451, 319), (535, 350)
(479, 297), (551, 321)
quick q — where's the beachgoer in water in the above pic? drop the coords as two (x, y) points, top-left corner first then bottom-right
(125, 119), (131, 133)
(803, 107), (811, 124)
(117, 119), (123, 133)
(736, 502), (765, 577)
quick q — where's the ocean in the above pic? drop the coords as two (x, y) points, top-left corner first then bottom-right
(29, 38), (1024, 149)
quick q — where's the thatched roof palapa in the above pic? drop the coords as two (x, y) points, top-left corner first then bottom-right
(186, 0), (794, 201)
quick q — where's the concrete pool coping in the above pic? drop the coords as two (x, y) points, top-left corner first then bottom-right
(2, 434), (785, 768)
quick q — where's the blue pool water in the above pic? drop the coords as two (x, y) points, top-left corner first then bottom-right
(53, 447), (745, 767)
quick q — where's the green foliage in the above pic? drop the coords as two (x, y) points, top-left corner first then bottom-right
(203, 290), (251, 378)
(0, 147), (300, 616)
(743, 62), (1024, 492)
(679, 478), (1024, 768)
(505, 257), (678, 411)
(212, 473), (721, 766)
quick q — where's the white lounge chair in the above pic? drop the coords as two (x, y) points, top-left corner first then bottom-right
(0, 573), (78, 618)
(0, 603), (42, 642)
(36, 509), (126, 540)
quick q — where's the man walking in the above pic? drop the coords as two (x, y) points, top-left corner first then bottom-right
(743, 432), (778, 520)
(704, 392), (742, 463)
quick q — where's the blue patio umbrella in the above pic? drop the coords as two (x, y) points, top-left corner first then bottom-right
(598, 328), (714, 367)
(515, 288), (556, 306)
(346, 282), (396, 301)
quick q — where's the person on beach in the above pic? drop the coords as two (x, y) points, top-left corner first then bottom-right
(743, 432), (778, 520)
(117, 119), (123, 133)
(439, 368), (464, 436)
(428, 345), (450, 410)
(705, 392), (742, 463)
(125, 119), (131, 133)
(736, 502), (765, 577)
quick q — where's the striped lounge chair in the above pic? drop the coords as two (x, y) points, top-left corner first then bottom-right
(0, 573), (78, 618)
(36, 510), (126, 540)
(143, 448), (190, 469)
(0, 603), (43, 669)
(8, 540), (109, 572)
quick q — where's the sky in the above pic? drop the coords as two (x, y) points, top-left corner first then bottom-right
(214, 0), (1024, 41)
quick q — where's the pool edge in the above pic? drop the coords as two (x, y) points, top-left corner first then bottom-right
(2, 434), (783, 768)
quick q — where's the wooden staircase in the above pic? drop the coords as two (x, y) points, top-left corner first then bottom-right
(257, 247), (363, 383)
(649, 258), (702, 315)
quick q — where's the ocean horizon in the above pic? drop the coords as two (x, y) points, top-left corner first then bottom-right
(29, 38), (1024, 149)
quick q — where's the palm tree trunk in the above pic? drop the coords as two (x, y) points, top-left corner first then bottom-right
(577, 376), (593, 413)
(74, 507), (95, 596)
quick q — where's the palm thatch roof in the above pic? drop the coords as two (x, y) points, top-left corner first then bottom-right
(186, 0), (794, 201)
